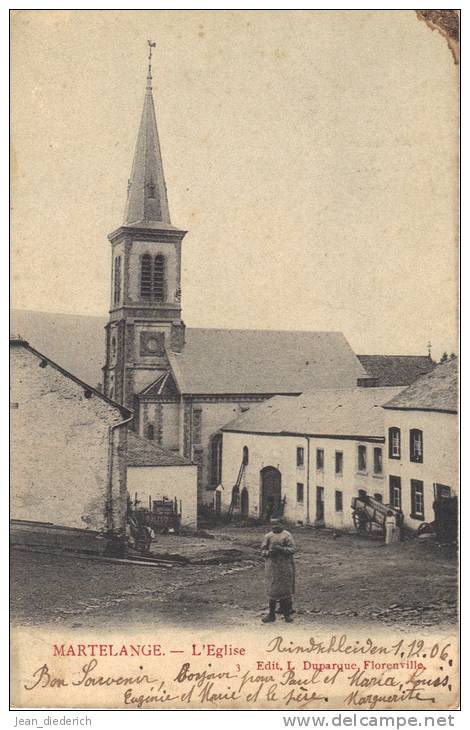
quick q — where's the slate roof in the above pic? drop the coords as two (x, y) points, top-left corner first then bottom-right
(9, 337), (132, 419)
(123, 69), (171, 226)
(127, 431), (192, 467)
(169, 328), (367, 395)
(383, 358), (458, 413)
(358, 355), (436, 387)
(11, 311), (368, 395)
(222, 386), (404, 440)
(11, 310), (107, 389)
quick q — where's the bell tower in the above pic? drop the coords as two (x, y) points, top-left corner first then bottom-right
(103, 42), (186, 410)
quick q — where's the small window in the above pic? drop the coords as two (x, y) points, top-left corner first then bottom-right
(296, 483), (304, 503)
(357, 445), (367, 472)
(389, 475), (402, 510)
(296, 447), (304, 467)
(389, 428), (401, 459)
(147, 178), (156, 199)
(373, 447), (383, 474)
(374, 493), (383, 503)
(316, 449), (324, 471)
(411, 479), (425, 520)
(358, 489), (367, 500)
(242, 445), (249, 465)
(335, 490), (343, 512)
(147, 424), (155, 440)
(410, 429), (423, 463)
(335, 451), (343, 475)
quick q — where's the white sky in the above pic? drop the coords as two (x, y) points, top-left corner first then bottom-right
(11, 10), (459, 358)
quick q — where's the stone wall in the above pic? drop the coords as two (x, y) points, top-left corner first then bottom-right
(10, 345), (128, 534)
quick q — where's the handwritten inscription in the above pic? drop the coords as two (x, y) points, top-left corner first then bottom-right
(21, 634), (455, 710)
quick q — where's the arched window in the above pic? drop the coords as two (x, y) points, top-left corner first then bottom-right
(140, 254), (152, 298)
(147, 424), (155, 440)
(210, 434), (223, 486)
(242, 446), (249, 465)
(153, 255), (165, 301)
(111, 336), (117, 358)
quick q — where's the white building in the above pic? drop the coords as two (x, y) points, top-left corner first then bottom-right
(220, 386), (402, 530)
(127, 431), (198, 529)
(382, 358), (458, 530)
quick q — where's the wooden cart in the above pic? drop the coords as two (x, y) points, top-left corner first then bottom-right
(351, 495), (403, 535)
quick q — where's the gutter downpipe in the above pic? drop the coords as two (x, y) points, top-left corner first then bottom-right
(306, 435), (311, 525)
(106, 409), (134, 556)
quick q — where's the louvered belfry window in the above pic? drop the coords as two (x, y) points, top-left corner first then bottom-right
(140, 254), (152, 298)
(140, 254), (165, 301)
(153, 255), (165, 301)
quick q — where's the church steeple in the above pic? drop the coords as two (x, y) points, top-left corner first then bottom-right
(104, 42), (186, 409)
(124, 41), (171, 225)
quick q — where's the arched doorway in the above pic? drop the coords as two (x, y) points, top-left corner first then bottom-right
(241, 487), (249, 517)
(260, 467), (282, 520)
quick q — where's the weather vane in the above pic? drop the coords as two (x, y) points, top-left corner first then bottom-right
(148, 40), (156, 76)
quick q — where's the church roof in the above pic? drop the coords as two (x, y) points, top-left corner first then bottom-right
(357, 355), (435, 387)
(383, 358), (458, 413)
(222, 386), (404, 440)
(10, 311), (370, 396)
(168, 328), (367, 395)
(123, 65), (171, 226)
(127, 431), (192, 467)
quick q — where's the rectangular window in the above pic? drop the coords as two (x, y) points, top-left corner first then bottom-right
(410, 429), (423, 463)
(335, 490), (343, 512)
(389, 475), (402, 510)
(357, 445), (367, 472)
(389, 428), (401, 459)
(373, 447), (383, 474)
(296, 483), (304, 503)
(192, 409), (202, 445)
(335, 451), (343, 475)
(296, 447), (304, 467)
(411, 480), (424, 520)
(316, 449), (324, 471)
(374, 493), (383, 503)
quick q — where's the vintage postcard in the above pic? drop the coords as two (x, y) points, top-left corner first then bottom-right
(10, 10), (459, 711)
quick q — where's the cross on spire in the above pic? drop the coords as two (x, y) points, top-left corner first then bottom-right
(147, 40), (156, 86)
(123, 40), (170, 225)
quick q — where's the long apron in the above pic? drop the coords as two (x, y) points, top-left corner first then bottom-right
(261, 530), (296, 600)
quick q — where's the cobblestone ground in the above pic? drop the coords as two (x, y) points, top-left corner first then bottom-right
(10, 525), (457, 631)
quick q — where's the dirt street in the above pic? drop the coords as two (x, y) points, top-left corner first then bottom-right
(10, 525), (457, 631)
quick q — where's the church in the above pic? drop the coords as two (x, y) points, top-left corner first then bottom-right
(101, 49), (371, 505)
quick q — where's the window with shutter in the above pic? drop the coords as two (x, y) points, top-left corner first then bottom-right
(140, 254), (152, 298)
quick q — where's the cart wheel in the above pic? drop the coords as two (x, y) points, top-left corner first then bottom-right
(353, 510), (370, 534)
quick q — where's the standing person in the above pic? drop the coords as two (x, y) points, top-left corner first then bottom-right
(385, 510), (400, 544)
(261, 518), (296, 623)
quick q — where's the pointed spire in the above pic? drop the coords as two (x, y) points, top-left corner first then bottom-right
(124, 41), (171, 225)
